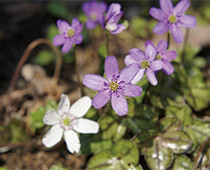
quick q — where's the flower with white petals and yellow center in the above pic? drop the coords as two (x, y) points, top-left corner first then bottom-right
(42, 94), (99, 153)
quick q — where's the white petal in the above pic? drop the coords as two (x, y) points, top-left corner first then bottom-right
(43, 110), (60, 125)
(69, 96), (92, 118)
(73, 118), (99, 134)
(64, 130), (80, 153)
(42, 124), (63, 148)
(58, 94), (70, 115)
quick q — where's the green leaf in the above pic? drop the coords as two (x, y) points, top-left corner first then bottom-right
(193, 57), (207, 68)
(114, 119), (127, 142)
(50, 164), (69, 170)
(47, 1), (70, 19)
(46, 100), (57, 111)
(145, 137), (174, 170)
(33, 50), (55, 66)
(185, 119), (210, 154)
(172, 155), (194, 170)
(47, 24), (58, 41)
(159, 117), (182, 132)
(130, 17), (149, 38)
(29, 107), (45, 133)
(161, 130), (192, 154)
(166, 105), (193, 126)
(80, 134), (113, 154)
(99, 115), (119, 140)
(87, 140), (139, 169)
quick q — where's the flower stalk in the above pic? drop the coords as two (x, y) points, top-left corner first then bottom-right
(8, 38), (62, 92)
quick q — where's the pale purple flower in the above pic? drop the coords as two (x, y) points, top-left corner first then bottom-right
(103, 3), (126, 34)
(53, 18), (83, 53)
(149, 0), (196, 43)
(42, 94), (99, 153)
(82, 0), (107, 29)
(145, 40), (177, 75)
(124, 45), (163, 86)
(83, 56), (142, 116)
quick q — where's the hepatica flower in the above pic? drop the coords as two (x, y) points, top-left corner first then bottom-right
(149, 0), (196, 43)
(83, 56), (142, 116)
(125, 45), (163, 86)
(103, 3), (126, 34)
(82, 0), (107, 29)
(53, 18), (83, 53)
(42, 94), (99, 153)
(145, 40), (177, 75)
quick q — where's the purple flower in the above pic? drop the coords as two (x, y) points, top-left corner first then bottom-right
(145, 40), (177, 75)
(53, 18), (83, 53)
(124, 45), (163, 86)
(82, 0), (107, 29)
(83, 56), (142, 116)
(103, 3), (126, 35)
(149, 0), (196, 43)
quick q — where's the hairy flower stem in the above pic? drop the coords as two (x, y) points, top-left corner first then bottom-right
(181, 28), (190, 61)
(74, 47), (85, 96)
(167, 31), (170, 50)
(105, 32), (110, 56)
(8, 38), (62, 92)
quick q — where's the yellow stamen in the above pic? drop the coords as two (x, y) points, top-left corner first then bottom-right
(168, 15), (177, 23)
(110, 81), (119, 91)
(140, 60), (150, 69)
(156, 54), (162, 60)
(63, 117), (71, 126)
(67, 29), (75, 37)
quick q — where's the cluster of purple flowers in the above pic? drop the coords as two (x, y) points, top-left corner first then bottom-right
(52, 0), (196, 116)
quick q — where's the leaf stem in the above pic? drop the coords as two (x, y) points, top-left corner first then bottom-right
(105, 32), (110, 56)
(167, 31), (170, 50)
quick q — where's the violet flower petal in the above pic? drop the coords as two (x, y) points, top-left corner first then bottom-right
(53, 34), (65, 47)
(131, 69), (145, 84)
(105, 56), (119, 81)
(86, 19), (97, 29)
(111, 24), (126, 35)
(123, 84), (142, 97)
(179, 15), (196, 28)
(74, 34), (83, 44)
(92, 90), (110, 109)
(145, 44), (157, 61)
(130, 48), (145, 61)
(174, 0), (190, 14)
(111, 93), (128, 116)
(146, 68), (158, 86)
(83, 74), (108, 91)
(72, 18), (83, 34)
(163, 51), (177, 61)
(119, 64), (139, 83)
(160, 0), (174, 13)
(153, 21), (169, 35)
(157, 39), (168, 52)
(149, 8), (165, 21)
(162, 61), (174, 75)
(62, 38), (74, 53)
(57, 20), (70, 32)
(150, 60), (163, 71)
(106, 3), (121, 20)
(171, 25), (183, 43)
(145, 40), (156, 49)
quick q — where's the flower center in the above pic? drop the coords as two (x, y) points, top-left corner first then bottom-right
(156, 54), (162, 60)
(110, 81), (119, 91)
(63, 117), (71, 126)
(67, 28), (75, 37)
(140, 60), (150, 69)
(90, 13), (97, 20)
(168, 15), (177, 23)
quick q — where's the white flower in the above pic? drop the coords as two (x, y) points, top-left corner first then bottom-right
(42, 94), (99, 153)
